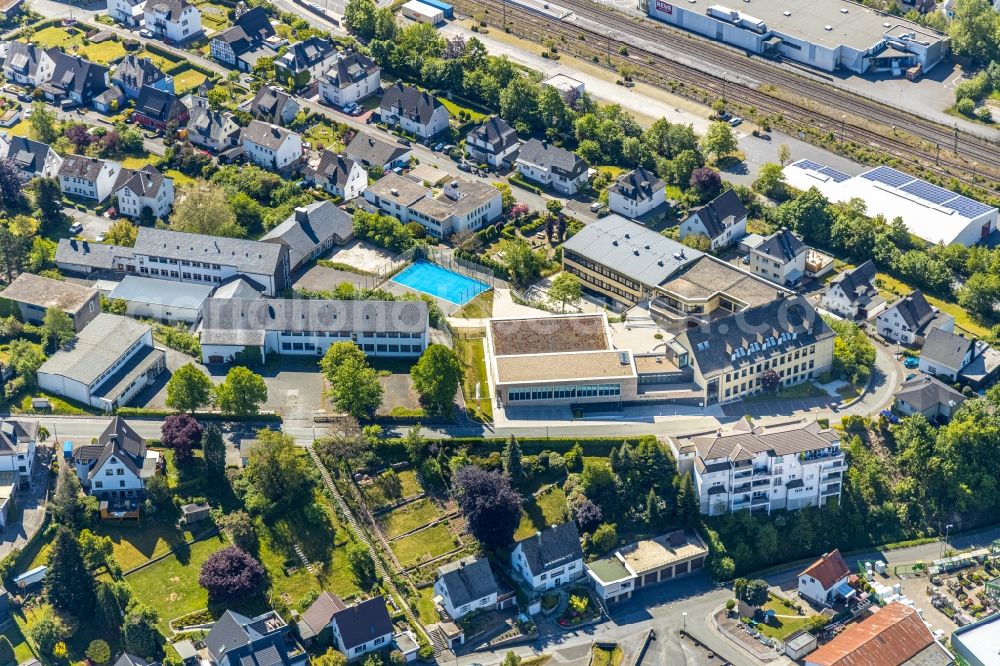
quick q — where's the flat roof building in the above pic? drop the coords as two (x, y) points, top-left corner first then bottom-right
(952, 613), (1000, 666)
(784, 160), (996, 246)
(587, 530), (708, 604)
(644, 0), (949, 74)
(108, 275), (214, 323)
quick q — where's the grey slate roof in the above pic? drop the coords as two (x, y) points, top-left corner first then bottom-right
(437, 556), (498, 607)
(330, 597), (393, 650)
(344, 132), (409, 169)
(37, 313), (151, 385)
(561, 214), (701, 289)
(115, 164), (167, 198)
(276, 36), (334, 72)
(4, 41), (40, 78)
(467, 116), (518, 154)
(134, 85), (186, 124)
(198, 296), (428, 345)
(675, 294), (834, 378)
(689, 419), (839, 463)
(187, 106), (240, 145)
(260, 200), (353, 268)
(517, 138), (588, 179)
(216, 7), (274, 48)
(308, 151), (361, 191)
(754, 228), (806, 263)
(42, 49), (108, 100)
(205, 610), (291, 666)
(1, 136), (55, 176)
(113, 654), (149, 666)
(324, 51), (378, 88)
(134, 227), (286, 276)
(886, 290), (935, 331)
(249, 86), (296, 123)
(58, 154), (109, 182)
(830, 260), (880, 307)
(515, 522), (583, 575)
(56, 238), (133, 271)
(111, 54), (165, 91)
(242, 120), (296, 151)
(85, 416), (147, 478)
(109, 275), (213, 309)
(895, 375), (966, 413)
(0, 419), (37, 457)
(212, 276), (265, 300)
(300, 591), (347, 637)
(921, 328), (975, 372)
(380, 82), (445, 125)
(609, 167), (664, 204)
(147, 0), (188, 21)
(682, 189), (746, 239)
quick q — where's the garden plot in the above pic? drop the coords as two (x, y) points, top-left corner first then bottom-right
(378, 498), (442, 538)
(390, 522), (459, 568)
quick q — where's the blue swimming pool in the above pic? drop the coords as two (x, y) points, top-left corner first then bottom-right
(392, 261), (490, 305)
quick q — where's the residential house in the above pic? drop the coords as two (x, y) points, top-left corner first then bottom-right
(875, 290), (954, 346)
(210, 7), (276, 70)
(205, 609), (306, 666)
(669, 418), (844, 515)
(364, 172), (502, 238)
(344, 132), (411, 171)
(0, 272), (100, 332)
(93, 85), (125, 114)
(131, 226), (291, 296)
(918, 328), (1000, 387)
(274, 36), (336, 89)
(378, 82), (450, 139)
(114, 164), (174, 219)
(241, 120), (302, 171)
(678, 189), (747, 251)
(305, 150), (367, 201)
(608, 167), (665, 219)
(2, 41), (42, 86)
(511, 522), (584, 591)
(318, 51), (380, 108)
(805, 601), (953, 666)
(143, 0), (202, 43)
(0, 419), (38, 485)
(186, 106), (241, 152)
(107, 0), (146, 27)
(748, 227), (808, 286)
(820, 260), (886, 320)
(58, 155), (123, 203)
(798, 549), (852, 607)
(197, 296), (429, 364)
(894, 375), (967, 421)
(108, 275), (213, 323)
(261, 201), (354, 273)
(298, 592), (347, 643)
(0, 0), (23, 20)
(132, 86), (188, 132)
(36, 49), (109, 106)
(515, 138), (589, 195)
(465, 116), (519, 169)
(0, 136), (62, 181)
(330, 597), (393, 660)
(71, 417), (159, 501)
(36, 314), (166, 411)
(246, 85), (299, 125)
(587, 531), (708, 604)
(433, 556), (498, 620)
(111, 54), (172, 100)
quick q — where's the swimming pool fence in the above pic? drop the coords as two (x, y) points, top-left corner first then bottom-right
(395, 246), (505, 290)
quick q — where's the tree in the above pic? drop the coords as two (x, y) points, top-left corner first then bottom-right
(203, 424), (226, 479)
(689, 167), (722, 202)
(571, 496), (602, 533)
(739, 578), (770, 608)
(105, 218), (138, 247)
(42, 307), (74, 351)
(145, 475), (171, 516)
(674, 473), (700, 528)
(33, 178), (65, 231)
(95, 581), (128, 632)
(776, 144), (791, 167)
(122, 604), (160, 658)
(330, 354), (383, 418)
(591, 523), (618, 553)
(29, 102), (58, 143)
(644, 488), (663, 526)
(0, 636), (16, 666)
(199, 546), (266, 602)
(453, 466), (522, 549)
(86, 640), (111, 665)
(214, 366), (267, 416)
(166, 363), (214, 413)
(501, 652), (520, 666)
(959, 272), (1000, 319)
(245, 429), (309, 509)
(0, 160), (23, 209)
(759, 369), (780, 394)
(346, 541), (377, 586)
(314, 649), (349, 666)
(411, 344), (462, 413)
(753, 162), (786, 200)
(46, 526), (96, 615)
(171, 181), (245, 237)
(502, 435), (525, 484)
(50, 463), (82, 527)
(948, 0), (1000, 64)
(827, 318), (877, 385)
(702, 121), (738, 160)
(344, 0), (377, 38)
(497, 237), (543, 286)
(26, 606), (69, 656)
(161, 413), (203, 465)
(494, 182), (515, 213)
(218, 510), (257, 551)
(78, 529), (114, 570)
(549, 272), (582, 312)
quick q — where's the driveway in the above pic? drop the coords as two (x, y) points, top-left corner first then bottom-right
(0, 443), (53, 559)
(205, 357), (328, 421)
(134, 346), (208, 409)
(67, 207), (112, 241)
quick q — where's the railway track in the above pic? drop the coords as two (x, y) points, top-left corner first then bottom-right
(454, 0), (1000, 192)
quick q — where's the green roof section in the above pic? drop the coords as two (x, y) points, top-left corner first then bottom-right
(587, 556), (631, 583)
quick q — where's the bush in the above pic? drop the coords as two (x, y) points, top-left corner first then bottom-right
(956, 98), (976, 116)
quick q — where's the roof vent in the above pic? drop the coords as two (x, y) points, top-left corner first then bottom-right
(840, 7), (848, 12)
(624, 233), (630, 239)
(612, 240), (619, 246)
(390, 188), (399, 196)
(824, 24), (832, 30)
(657, 260), (664, 266)
(634, 250), (640, 256)
(783, 9), (790, 15)
(882, 21), (890, 27)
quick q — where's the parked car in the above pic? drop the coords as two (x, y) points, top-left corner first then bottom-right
(879, 409), (901, 424)
(729, 117), (743, 127)
(68, 222), (83, 235)
(433, 142), (445, 152)
(139, 28), (152, 37)
(397, 138), (411, 146)
(457, 162), (471, 172)
(18, 94), (32, 103)
(590, 202), (601, 213)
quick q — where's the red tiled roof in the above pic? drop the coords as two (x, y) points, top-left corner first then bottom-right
(800, 549), (850, 590)
(806, 602), (934, 666)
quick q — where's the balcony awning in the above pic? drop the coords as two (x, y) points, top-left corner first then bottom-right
(835, 582), (856, 599)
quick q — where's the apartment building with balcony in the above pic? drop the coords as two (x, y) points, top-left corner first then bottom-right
(669, 418), (845, 516)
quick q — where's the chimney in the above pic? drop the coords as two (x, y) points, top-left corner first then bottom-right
(294, 206), (309, 223)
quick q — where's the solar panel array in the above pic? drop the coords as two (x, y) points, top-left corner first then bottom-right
(858, 166), (995, 220)
(793, 159), (825, 171)
(792, 160), (850, 183)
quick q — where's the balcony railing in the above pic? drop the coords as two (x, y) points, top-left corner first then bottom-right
(752, 467), (770, 477)
(821, 483), (842, 495)
(733, 483), (751, 494)
(801, 449), (842, 462)
(822, 472), (842, 483)
(732, 499), (750, 510)
(752, 478), (770, 488)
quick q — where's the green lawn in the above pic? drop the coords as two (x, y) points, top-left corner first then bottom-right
(199, 3), (230, 30)
(164, 168), (197, 187)
(390, 523), (457, 568)
(876, 272), (991, 338)
(379, 498), (441, 538)
(139, 48), (182, 71)
(516, 487), (569, 540)
(437, 96), (487, 122)
(121, 155), (156, 169)
(15, 391), (88, 415)
(124, 532), (228, 631)
(754, 596), (814, 640)
(33, 26), (83, 48)
(453, 291), (494, 319)
(6, 118), (30, 137)
(590, 646), (623, 666)
(94, 521), (197, 570)
(415, 585), (439, 625)
(455, 336), (493, 423)
(304, 122), (347, 151)
(77, 40), (127, 64)
(173, 69), (210, 95)
(398, 469), (422, 498)
(1, 620), (34, 664)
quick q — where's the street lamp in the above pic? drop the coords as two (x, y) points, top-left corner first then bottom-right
(682, 612), (687, 632)
(942, 523), (954, 558)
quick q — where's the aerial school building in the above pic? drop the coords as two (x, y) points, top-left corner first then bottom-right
(642, 0), (949, 75)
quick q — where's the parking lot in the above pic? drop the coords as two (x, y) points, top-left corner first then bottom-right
(721, 395), (839, 419)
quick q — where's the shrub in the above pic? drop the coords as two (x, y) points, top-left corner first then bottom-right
(199, 546), (266, 601)
(956, 98), (976, 116)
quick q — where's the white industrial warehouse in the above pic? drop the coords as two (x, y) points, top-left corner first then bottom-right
(642, 0), (949, 74)
(783, 160), (997, 247)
